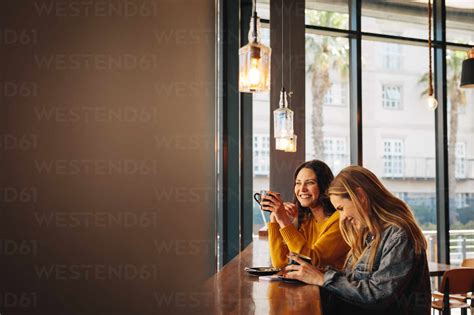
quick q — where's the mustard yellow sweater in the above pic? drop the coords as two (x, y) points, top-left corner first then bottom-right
(268, 211), (349, 270)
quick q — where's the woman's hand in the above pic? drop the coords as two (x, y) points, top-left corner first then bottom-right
(284, 254), (325, 286)
(261, 191), (292, 228)
(284, 202), (298, 224)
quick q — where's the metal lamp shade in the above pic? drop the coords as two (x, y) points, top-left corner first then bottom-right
(460, 57), (474, 88)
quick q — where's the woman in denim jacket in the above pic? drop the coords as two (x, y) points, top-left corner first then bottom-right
(284, 165), (431, 314)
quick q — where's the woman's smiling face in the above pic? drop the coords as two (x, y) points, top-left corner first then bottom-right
(329, 194), (365, 230)
(294, 168), (320, 209)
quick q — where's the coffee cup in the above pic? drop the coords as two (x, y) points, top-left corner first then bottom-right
(253, 190), (271, 212)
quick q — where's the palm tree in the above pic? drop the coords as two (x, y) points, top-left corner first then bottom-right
(418, 50), (467, 212)
(306, 11), (349, 158)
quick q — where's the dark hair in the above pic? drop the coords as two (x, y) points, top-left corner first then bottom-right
(293, 160), (336, 229)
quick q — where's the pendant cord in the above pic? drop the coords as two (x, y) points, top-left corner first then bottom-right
(251, 0), (257, 41)
(281, 0), (284, 89)
(289, 5), (292, 98)
(428, 0), (433, 96)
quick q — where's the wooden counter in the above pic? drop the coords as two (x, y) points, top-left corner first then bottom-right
(200, 237), (446, 314)
(201, 237), (322, 314)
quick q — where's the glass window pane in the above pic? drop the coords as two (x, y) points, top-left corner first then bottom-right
(253, 27), (270, 235)
(256, 0), (270, 20)
(446, 2), (474, 45)
(447, 48), (474, 266)
(362, 1), (429, 40)
(306, 0), (349, 30)
(362, 40), (438, 262)
(305, 32), (350, 175)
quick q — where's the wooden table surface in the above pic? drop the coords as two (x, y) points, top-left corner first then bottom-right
(428, 261), (456, 277)
(201, 237), (322, 314)
(200, 237), (452, 314)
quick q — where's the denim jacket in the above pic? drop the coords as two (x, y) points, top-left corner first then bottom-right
(322, 225), (431, 314)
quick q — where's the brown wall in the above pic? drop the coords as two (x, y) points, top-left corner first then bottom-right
(0, 1), (215, 314)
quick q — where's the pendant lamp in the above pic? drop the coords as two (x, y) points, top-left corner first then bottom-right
(239, 0), (271, 93)
(460, 48), (474, 88)
(426, 0), (438, 110)
(273, 0), (297, 152)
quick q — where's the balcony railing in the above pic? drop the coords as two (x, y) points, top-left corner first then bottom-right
(424, 229), (474, 265)
(382, 157), (474, 180)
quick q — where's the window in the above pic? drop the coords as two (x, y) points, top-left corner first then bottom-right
(250, 25), (271, 236)
(393, 191), (407, 200)
(305, 0), (349, 30)
(253, 135), (270, 175)
(382, 43), (401, 70)
(241, 1), (474, 268)
(447, 47), (474, 265)
(455, 193), (469, 209)
(362, 1), (429, 40)
(323, 137), (348, 175)
(323, 83), (348, 107)
(382, 84), (402, 109)
(383, 139), (404, 177)
(323, 88), (333, 106)
(305, 32), (350, 163)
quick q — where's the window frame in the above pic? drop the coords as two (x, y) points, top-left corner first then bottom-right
(219, 0), (474, 268)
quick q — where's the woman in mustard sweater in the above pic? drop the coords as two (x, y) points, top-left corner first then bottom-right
(261, 160), (349, 269)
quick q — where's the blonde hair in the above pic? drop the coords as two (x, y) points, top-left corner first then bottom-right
(328, 165), (427, 272)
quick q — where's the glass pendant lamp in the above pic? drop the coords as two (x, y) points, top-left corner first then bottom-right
(239, 0), (271, 93)
(274, 88), (294, 139)
(273, 0), (297, 152)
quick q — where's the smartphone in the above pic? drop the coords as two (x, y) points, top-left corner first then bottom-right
(289, 252), (312, 265)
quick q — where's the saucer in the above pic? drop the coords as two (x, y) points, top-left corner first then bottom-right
(244, 267), (281, 276)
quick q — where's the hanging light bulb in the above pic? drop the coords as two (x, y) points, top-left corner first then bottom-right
(284, 134), (297, 152)
(426, 95), (438, 110)
(238, 0), (271, 93)
(426, 0), (438, 111)
(275, 137), (290, 151)
(273, 88), (294, 139)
